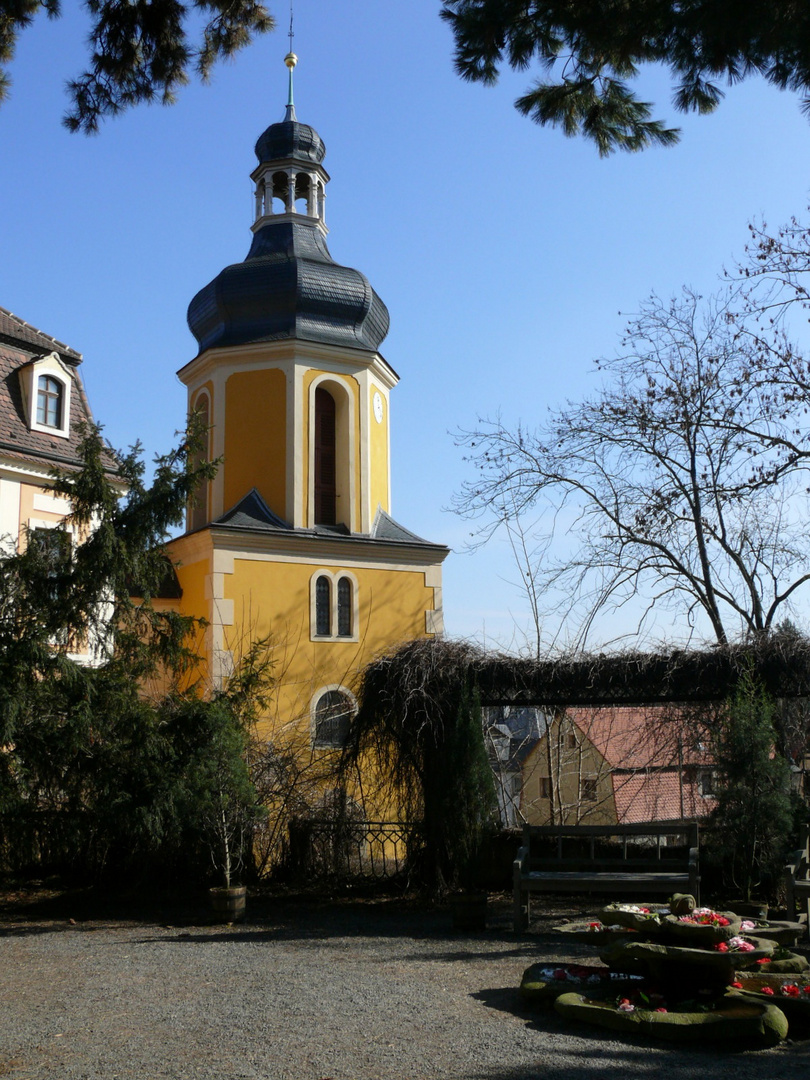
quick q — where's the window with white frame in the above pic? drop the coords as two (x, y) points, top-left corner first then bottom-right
(310, 570), (357, 641)
(19, 353), (73, 439)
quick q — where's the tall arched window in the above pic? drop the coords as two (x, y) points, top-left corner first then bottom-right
(37, 375), (62, 428)
(314, 387), (336, 525)
(315, 574), (331, 636)
(313, 689), (354, 748)
(337, 577), (352, 637)
(311, 570), (358, 641)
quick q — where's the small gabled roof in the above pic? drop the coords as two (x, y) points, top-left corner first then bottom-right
(216, 487), (291, 530)
(369, 508), (436, 546)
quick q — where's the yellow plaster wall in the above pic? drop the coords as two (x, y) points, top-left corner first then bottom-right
(521, 715), (617, 825)
(221, 555), (433, 735)
(369, 389), (389, 514)
(163, 531), (441, 827)
(224, 369), (286, 517)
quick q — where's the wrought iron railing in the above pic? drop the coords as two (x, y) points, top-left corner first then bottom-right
(288, 818), (418, 881)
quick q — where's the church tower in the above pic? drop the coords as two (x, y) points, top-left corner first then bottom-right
(165, 53), (447, 753)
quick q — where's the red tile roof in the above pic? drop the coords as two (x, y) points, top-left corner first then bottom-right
(0, 307), (115, 473)
(0, 307), (81, 363)
(568, 705), (715, 823)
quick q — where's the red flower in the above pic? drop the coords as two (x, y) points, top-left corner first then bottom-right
(717, 917), (730, 926)
(714, 942), (729, 952)
(756, 958), (771, 965)
(731, 982), (743, 989)
(762, 987), (775, 996)
(654, 1007), (667, 1013)
(803, 987), (810, 996)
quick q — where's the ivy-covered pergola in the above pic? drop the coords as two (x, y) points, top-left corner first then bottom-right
(355, 633), (810, 713)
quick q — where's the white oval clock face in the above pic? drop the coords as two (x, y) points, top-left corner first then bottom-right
(373, 391), (383, 424)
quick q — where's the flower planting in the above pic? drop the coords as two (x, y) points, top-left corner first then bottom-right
(528, 895), (809, 1047)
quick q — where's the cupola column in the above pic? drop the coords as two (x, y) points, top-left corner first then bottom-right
(306, 171), (317, 217)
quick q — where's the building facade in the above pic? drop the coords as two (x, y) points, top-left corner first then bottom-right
(0, 306), (106, 665)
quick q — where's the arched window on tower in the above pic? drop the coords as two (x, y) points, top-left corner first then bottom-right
(337, 576), (352, 637)
(314, 387), (337, 525)
(313, 688), (354, 748)
(189, 392), (211, 532)
(311, 570), (358, 641)
(315, 574), (331, 636)
(294, 172), (310, 215)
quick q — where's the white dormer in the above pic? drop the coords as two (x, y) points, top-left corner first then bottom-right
(18, 351), (73, 439)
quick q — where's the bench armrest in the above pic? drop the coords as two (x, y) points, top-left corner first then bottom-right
(785, 849), (809, 877)
(513, 844), (529, 875)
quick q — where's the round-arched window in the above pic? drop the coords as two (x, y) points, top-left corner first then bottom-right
(313, 689), (354, 748)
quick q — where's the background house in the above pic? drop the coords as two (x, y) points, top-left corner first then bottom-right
(519, 705), (716, 827)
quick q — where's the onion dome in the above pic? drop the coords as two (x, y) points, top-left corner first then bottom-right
(254, 119), (325, 166)
(187, 53), (389, 355)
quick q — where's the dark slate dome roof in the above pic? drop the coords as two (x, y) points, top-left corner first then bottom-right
(254, 119), (325, 165)
(186, 113), (389, 355)
(187, 222), (390, 354)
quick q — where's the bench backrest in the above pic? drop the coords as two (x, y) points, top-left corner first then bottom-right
(521, 823), (699, 871)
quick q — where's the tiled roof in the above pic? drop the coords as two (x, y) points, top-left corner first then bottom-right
(568, 705), (713, 770)
(0, 309), (115, 473)
(612, 769), (714, 824)
(0, 307), (82, 363)
(566, 705), (716, 824)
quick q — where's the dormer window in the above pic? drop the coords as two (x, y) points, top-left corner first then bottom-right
(19, 352), (73, 439)
(37, 376), (63, 428)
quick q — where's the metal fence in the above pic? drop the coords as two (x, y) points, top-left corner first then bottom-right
(287, 818), (417, 881)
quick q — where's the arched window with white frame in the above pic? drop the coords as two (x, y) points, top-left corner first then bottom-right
(22, 353), (73, 439)
(312, 687), (355, 748)
(310, 570), (358, 641)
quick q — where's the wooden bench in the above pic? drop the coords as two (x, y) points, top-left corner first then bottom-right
(513, 822), (700, 931)
(785, 824), (810, 923)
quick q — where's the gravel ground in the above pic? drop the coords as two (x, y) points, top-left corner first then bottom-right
(1, 890), (809, 1080)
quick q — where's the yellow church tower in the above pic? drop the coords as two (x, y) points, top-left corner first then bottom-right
(166, 53), (447, 751)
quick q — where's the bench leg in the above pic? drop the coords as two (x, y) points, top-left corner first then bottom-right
(785, 870), (796, 922)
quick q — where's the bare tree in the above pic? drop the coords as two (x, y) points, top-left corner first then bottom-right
(456, 286), (810, 647)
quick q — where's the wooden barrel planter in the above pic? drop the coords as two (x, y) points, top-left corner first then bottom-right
(209, 885), (247, 923)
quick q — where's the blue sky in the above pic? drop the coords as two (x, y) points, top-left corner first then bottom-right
(3, 1), (810, 650)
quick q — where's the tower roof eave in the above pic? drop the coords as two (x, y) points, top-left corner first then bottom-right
(176, 336), (399, 387)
